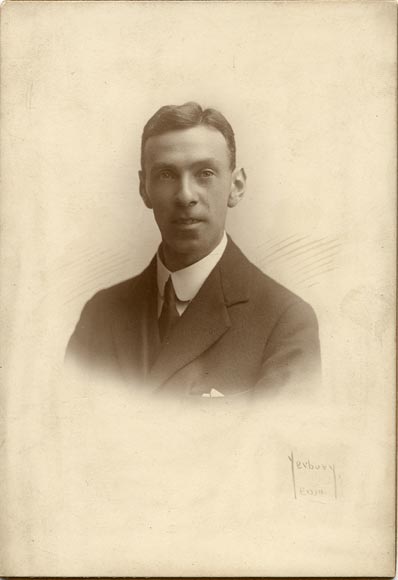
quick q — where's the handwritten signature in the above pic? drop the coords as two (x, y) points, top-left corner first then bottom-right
(288, 451), (337, 500)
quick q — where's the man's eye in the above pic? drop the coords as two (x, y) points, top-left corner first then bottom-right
(158, 170), (174, 180)
(199, 169), (215, 178)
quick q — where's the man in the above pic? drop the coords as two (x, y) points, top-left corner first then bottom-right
(66, 102), (321, 399)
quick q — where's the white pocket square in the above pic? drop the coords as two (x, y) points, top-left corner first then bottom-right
(202, 388), (224, 398)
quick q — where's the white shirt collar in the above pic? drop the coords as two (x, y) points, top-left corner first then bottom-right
(156, 232), (228, 302)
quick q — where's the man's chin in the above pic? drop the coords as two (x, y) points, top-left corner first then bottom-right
(162, 238), (212, 270)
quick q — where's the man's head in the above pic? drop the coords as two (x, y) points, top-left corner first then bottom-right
(139, 102), (246, 271)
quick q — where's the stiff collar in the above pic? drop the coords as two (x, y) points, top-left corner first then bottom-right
(156, 232), (228, 302)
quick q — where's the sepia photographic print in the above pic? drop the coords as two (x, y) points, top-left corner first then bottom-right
(0, 0), (396, 576)
(65, 100), (322, 397)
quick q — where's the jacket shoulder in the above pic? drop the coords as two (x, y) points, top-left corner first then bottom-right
(249, 262), (319, 338)
(83, 275), (140, 311)
(81, 256), (156, 313)
(226, 238), (310, 312)
(65, 265), (153, 367)
(250, 261), (306, 309)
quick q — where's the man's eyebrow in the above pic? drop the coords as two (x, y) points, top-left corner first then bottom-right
(149, 158), (221, 172)
(149, 162), (177, 172)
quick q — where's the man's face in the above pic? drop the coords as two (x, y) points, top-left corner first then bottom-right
(139, 125), (245, 271)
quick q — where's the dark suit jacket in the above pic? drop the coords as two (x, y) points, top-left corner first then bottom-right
(66, 237), (321, 398)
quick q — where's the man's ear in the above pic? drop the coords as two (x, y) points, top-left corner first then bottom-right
(139, 170), (153, 209)
(228, 167), (246, 208)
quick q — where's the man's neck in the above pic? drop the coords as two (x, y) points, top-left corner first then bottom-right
(156, 233), (228, 315)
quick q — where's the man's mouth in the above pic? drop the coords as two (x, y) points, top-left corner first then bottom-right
(173, 218), (202, 225)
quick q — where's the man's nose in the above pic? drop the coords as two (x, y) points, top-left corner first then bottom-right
(175, 175), (198, 206)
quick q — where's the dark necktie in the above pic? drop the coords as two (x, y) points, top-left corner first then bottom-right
(158, 276), (180, 341)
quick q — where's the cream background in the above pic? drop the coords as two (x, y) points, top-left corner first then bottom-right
(0, 0), (396, 576)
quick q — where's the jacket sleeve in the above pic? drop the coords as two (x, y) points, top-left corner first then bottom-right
(255, 300), (321, 395)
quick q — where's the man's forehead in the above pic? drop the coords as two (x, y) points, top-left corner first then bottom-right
(143, 126), (230, 167)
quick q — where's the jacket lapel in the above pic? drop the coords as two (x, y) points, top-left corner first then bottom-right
(148, 237), (251, 388)
(148, 264), (230, 387)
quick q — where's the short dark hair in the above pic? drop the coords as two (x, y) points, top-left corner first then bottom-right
(141, 102), (236, 170)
